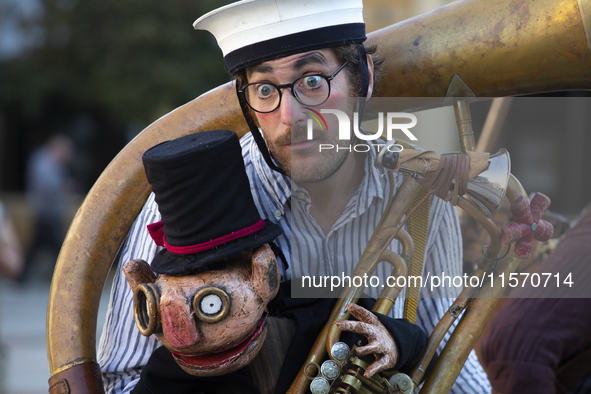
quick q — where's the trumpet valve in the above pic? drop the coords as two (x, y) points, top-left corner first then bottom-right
(331, 342), (351, 362)
(321, 360), (341, 380)
(387, 372), (415, 394)
(310, 377), (331, 394)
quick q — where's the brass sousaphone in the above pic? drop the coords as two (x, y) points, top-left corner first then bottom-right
(46, 0), (591, 392)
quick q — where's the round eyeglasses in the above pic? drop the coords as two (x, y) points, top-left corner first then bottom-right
(238, 62), (348, 113)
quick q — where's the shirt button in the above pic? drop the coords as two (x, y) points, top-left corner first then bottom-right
(297, 192), (306, 200)
(274, 210), (282, 218)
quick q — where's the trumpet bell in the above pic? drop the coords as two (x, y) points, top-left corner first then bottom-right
(375, 143), (511, 218)
(464, 148), (511, 218)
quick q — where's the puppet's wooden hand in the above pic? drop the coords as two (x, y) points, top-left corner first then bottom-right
(335, 303), (398, 378)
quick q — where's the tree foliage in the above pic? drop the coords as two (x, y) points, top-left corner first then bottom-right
(0, 0), (231, 190)
(1, 0), (231, 124)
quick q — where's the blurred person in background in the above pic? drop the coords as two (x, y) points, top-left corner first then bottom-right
(479, 202), (591, 394)
(0, 199), (24, 279)
(21, 134), (74, 282)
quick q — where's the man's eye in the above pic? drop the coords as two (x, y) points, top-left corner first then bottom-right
(257, 84), (274, 98)
(302, 76), (322, 89)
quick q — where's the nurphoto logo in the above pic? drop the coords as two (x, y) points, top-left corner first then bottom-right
(305, 107), (418, 153)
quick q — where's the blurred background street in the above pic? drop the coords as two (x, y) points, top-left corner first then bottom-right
(0, 276), (112, 394)
(0, 0), (233, 390)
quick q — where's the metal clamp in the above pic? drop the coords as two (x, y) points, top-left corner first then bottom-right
(374, 138), (400, 171)
(449, 304), (464, 318)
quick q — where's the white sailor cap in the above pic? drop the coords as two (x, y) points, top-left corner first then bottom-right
(194, 0), (366, 75)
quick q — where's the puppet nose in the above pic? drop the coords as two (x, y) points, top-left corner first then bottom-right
(160, 291), (201, 349)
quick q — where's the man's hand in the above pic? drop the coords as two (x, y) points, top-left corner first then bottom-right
(335, 303), (399, 378)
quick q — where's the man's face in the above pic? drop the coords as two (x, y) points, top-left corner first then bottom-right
(245, 49), (357, 183)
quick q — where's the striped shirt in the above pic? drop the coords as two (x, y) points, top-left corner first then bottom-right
(97, 132), (491, 393)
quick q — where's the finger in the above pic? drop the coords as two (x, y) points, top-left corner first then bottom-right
(335, 320), (375, 339)
(364, 355), (394, 378)
(347, 303), (379, 325)
(356, 342), (384, 357)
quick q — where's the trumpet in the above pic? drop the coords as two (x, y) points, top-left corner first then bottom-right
(288, 135), (514, 394)
(288, 173), (423, 394)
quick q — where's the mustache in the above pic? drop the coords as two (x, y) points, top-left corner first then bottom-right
(276, 125), (310, 145)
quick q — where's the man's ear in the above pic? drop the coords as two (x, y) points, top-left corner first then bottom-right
(366, 53), (375, 99)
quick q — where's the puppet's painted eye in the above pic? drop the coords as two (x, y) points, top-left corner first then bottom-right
(201, 294), (222, 315)
(193, 287), (231, 323)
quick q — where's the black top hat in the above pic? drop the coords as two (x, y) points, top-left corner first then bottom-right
(142, 130), (282, 276)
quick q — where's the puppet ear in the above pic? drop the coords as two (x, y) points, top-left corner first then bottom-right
(123, 259), (157, 293)
(250, 244), (280, 303)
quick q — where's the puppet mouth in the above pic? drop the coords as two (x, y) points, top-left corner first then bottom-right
(171, 313), (267, 370)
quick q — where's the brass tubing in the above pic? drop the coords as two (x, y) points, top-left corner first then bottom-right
(408, 271), (497, 383)
(394, 228), (415, 262)
(370, 0), (591, 99)
(408, 195), (502, 385)
(457, 197), (502, 270)
(419, 253), (521, 393)
(475, 98), (514, 153)
(407, 295), (470, 385)
(286, 310), (342, 393)
(506, 173), (528, 203)
(372, 229), (414, 314)
(454, 100), (476, 153)
(373, 249), (410, 315)
(417, 175), (528, 392)
(578, 0), (591, 56)
(357, 373), (390, 394)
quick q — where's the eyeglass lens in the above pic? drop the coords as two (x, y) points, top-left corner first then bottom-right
(245, 74), (330, 113)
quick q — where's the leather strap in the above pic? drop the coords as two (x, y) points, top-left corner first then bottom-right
(416, 153), (471, 206)
(48, 361), (104, 394)
(397, 141), (431, 324)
